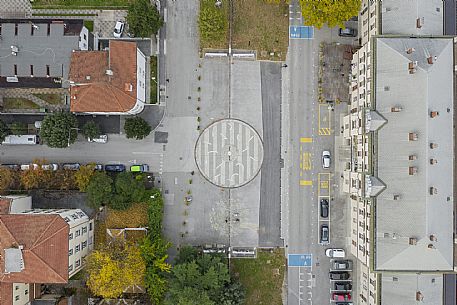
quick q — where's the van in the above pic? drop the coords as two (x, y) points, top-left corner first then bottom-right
(325, 248), (345, 258)
(130, 164), (149, 172)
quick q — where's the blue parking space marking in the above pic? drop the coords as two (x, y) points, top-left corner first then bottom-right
(288, 254), (312, 267)
(289, 26), (314, 39)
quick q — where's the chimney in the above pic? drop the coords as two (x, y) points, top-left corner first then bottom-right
(409, 167), (418, 175)
(430, 143), (438, 149)
(416, 17), (424, 28)
(416, 291), (424, 301)
(409, 237), (417, 245)
(429, 187), (437, 195)
(430, 159), (437, 165)
(429, 234), (437, 242)
(427, 244), (435, 249)
(427, 56), (434, 64)
(409, 133), (418, 141)
(409, 155), (417, 160)
(393, 194), (401, 200)
(406, 47), (415, 54)
(430, 111), (439, 118)
(391, 106), (402, 112)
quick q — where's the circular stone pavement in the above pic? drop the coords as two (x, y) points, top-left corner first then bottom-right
(195, 119), (264, 188)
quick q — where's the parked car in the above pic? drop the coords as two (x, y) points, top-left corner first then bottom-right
(1, 164), (20, 170)
(42, 163), (59, 171)
(320, 198), (329, 218)
(94, 164), (104, 171)
(113, 21), (125, 38)
(336, 303), (353, 305)
(88, 134), (108, 143)
(334, 282), (352, 291)
(326, 248), (345, 258)
(332, 260), (351, 270)
(105, 164), (126, 172)
(130, 164), (149, 173)
(338, 27), (357, 37)
(20, 164), (39, 171)
(62, 163), (81, 170)
(320, 224), (329, 244)
(329, 272), (350, 280)
(322, 150), (331, 168)
(332, 293), (351, 301)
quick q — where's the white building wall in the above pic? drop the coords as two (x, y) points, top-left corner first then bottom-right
(4, 195), (32, 213)
(79, 26), (89, 51)
(136, 48), (146, 104)
(12, 283), (30, 305)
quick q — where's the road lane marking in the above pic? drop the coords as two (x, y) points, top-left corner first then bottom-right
(300, 137), (312, 143)
(300, 180), (312, 186)
(318, 104), (332, 136)
(302, 152), (311, 170)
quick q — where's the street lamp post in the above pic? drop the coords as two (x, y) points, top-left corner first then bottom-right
(67, 127), (79, 147)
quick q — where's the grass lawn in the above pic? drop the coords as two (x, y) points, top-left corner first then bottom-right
(105, 203), (149, 229)
(232, 0), (289, 61)
(32, 93), (62, 105)
(231, 248), (286, 305)
(199, 0), (229, 50)
(31, 0), (131, 8)
(3, 98), (40, 110)
(150, 56), (158, 104)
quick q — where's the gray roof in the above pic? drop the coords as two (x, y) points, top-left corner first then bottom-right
(0, 22), (79, 78)
(381, 0), (443, 35)
(374, 37), (454, 271)
(4, 248), (23, 273)
(381, 273), (444, 305)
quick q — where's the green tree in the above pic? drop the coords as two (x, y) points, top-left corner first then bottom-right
(75, 163), (96, 192)
(114, 172), (146, 203)
(40, 112), (78, 148)
(86, 172), (113, 208)
(0, 119), (10, 143)
(124, 116), (152, 140)
(9, 122), (27, 135)
(175, 245), (199, 265)
(0, 167), (14, 192)
(199, 0), (227, 44)
(299, 0), (361, 29)
(82, 121), (100, 140)
(126, 0), (163, 37)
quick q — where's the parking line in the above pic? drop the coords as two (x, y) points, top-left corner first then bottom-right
(303, 152), (311, 170)
(300, 180), (312, 186)
(300, 137), (312, 143)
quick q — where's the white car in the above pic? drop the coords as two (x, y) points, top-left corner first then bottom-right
(42, 163), (59, 171)
(20, 164), (39, 171)
(325, 248), (346, 258)
(113, 21), (125, 38)
(88, 134), (108, 144)
(322, 150), (331, 169)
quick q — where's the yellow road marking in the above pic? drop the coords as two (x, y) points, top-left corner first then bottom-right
(303, 152), (312, 170)
(300, 137), (312, 143)
(319, 128), (332, 136)
(318, 173), (331, 196)
(300, 180), (312, 186)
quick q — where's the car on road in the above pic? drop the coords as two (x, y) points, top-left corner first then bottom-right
(338, 27), (357, 37)
(320, 198), (329, 218)
(332, 293), (351, 301)
(94, 164), (104, 171)
(20, 164), (39, 171)
(322, 150), (331, 168)
(1, 164), (20, 170)
(105, 164), (126, 172)
(329, 272), (350, 280)
(62, 163), (81, 171)
(320, 224), (329, 244)
(42, 164), (59, 171)
(332, 260), (351, 270)
(130, 164), (149, 172)
(113, 21), (125, 38)
(88, 134), (108, 143)
(334, 282), (352, 291)
(326, 248), (345, 258)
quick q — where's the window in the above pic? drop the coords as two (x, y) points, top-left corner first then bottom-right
(89, 222), (93, 231)
(15, 285), (19, 290)
(82, 226), (87, 234)
(75, 245), (80, 253)
(15, 295), (19, 301)
(75, 259), (81, 268)
(75, 229), (81, 237)
(82, 241), (87, 249)
(83, 33), (87, 40)
(15, 24), (18, 36)
(69, 233), (73, 240)
(14, 64), (17, 76)
(30, 65), (34, 77)
(71, 214), (78, 220)
(69, 264), (73, 272)
(77, 211), (85, 218)
(46, 65), (50, 77)
(25, 289), (28, 295)
(64, 217), (70, 223)
(69, 249), (73, 256)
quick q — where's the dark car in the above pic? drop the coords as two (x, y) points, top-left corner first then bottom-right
(338, 27), (357, 37)
(320, 199), (329, 218)
(335, 282), (352, 291)
(1, 164), (20, 170)
(62, 163), (80, 170)
(320, 224), (329, 244)
(329, 272), (350, 280)
(105, 164), (126, 172)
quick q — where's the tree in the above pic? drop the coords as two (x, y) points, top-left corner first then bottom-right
(114, 172), (146, 203)
(86, 243), (146, 299)
(299, 0), (361, 29)
(20, 159), (52, 190)
(86, 172), (113, 208)
(75, 163), (96, 192)
(82, 121), (100, 140)
(199, 0), (227, 43)
(9, 122), (27, 135)
(175, 245), (199, 265)
(0, 167), (14, 192)
(40, 112), (78, 148)
(126, 0), (163, 38)
(124, 116), (152, 140)
(0, 119), (10, 143)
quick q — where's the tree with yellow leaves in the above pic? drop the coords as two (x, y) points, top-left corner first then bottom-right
(74, 163), (96, 192)
(85, 243), (146, 299)
(299, 0), (361, 29)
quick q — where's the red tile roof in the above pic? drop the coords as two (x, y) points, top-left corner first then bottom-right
(0, 198), (11, 214)
(0, 283), (12, 305)
(69, 40), (138, 113)
(0, 214), (69, 284)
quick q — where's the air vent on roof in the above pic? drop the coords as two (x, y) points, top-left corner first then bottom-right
(124, 83), (133, 92)
(409, 237), (417, 245)
(406, 47), (415, 54)
(86, 75), (91, 80)
(430, 159), (437, 165)
(430, 111), (439, 118)
(429, 187), (437, 195)
(384, 86), (390, 91)
(416, 17), (424, 28)
(391, 106), (402, 112)
(416, 291), (424, 301)
(429, 234), (437, 242)
(408, 167), (417, 175)
(393, 194), (401, 200)
(430, 143), (438, 149)
(409, 133), (418, 141)
(427, 56), (436, 65)
(409, 155), (417, 161)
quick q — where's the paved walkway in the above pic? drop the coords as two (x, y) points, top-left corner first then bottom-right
(0, 88), (68, 113)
